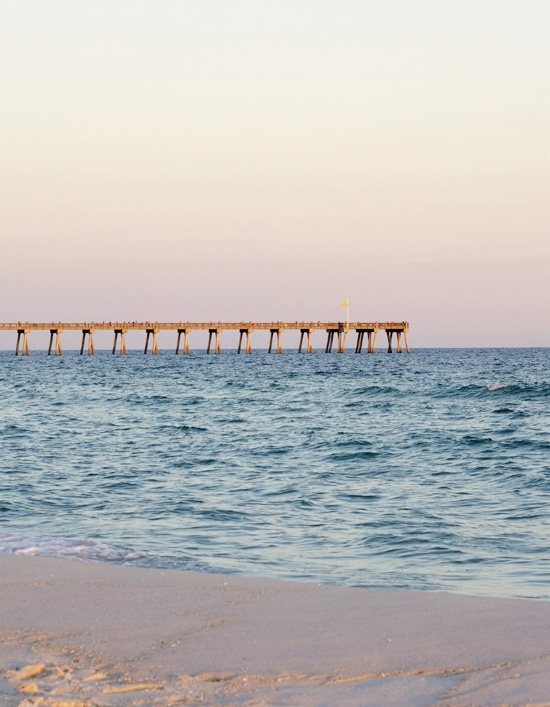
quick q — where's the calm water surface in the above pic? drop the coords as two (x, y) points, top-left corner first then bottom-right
(0, 348), (548, 598)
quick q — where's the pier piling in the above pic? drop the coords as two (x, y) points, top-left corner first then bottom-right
(238, 328), (252, 354)
(268, 328), (283, 354)
(15, 329), (30, 356)
(371, 329), (378, 353)
(298, 328), (313, 353)
(80, 329), (95, 355)
(338, 326), (348, 353)
(326, 327), (347, 353)
(176, 329), (190, 355)
(48, 329), (63, 356)
(207, 329), (221, 354)
(112, 329), (127, 355)
(355, 329), (378, 353)
(144, 328), (159, 354)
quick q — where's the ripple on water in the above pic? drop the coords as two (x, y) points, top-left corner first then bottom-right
(0, 348), (549, 599)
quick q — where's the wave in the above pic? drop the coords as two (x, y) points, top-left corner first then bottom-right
(352, 385), (400, 395)
(0, 532), (147, 564)
(325, 450), (379, 462)
(433, 383), (550, 399)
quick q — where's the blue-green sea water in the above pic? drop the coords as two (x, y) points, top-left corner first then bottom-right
(0, 348), (548, 599)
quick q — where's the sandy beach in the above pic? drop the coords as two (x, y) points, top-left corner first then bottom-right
(0, 556), (548, 706)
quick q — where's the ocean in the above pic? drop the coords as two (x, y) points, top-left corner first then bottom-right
(0, 348), (548, 599)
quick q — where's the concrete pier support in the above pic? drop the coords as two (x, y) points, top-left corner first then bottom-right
(298, 328), (313, 353)
(385, 328), (409, 353)
(176, 329), (190, 354)
(112, 329), (127, 354)
(326, 325), (346, 353)
(339, 327), (348, 353)
(80, 329), (95, 355)
(371, 330), (378, 353)
(268, 328), (283, 354)
(207, 329), (221, 354)
(48, 329), (63, 356)
(144, 328), (159, 354)
(238, 328), (252, 354)
(15, 329), (30, 356)
(355, 328), (378, 353)
(396, 331), (403, 353)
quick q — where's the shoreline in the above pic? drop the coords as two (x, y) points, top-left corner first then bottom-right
(1, 555), (549, 706)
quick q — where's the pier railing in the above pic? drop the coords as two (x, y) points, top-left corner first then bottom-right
(1, 321), (409, 355)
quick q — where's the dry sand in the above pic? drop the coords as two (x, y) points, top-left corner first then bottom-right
(0, 555), (549, 706)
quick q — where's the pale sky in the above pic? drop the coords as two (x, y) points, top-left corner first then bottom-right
(1, 0), (548, 347)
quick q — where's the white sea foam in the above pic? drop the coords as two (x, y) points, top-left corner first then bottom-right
(0, 532), (147, 564)
(487, 383), (508, 391)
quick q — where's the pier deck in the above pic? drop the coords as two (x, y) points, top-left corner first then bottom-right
(1, 321), (409, 355)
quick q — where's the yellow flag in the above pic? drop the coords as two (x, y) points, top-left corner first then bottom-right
(341, 300), (349, 307)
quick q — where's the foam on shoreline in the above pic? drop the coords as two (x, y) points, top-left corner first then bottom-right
(0, 531), (147, 564)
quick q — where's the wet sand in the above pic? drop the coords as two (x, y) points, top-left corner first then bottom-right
(1, 555), (549, 706)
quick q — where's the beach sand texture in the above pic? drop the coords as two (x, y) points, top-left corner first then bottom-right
(1, 555), (549, 706)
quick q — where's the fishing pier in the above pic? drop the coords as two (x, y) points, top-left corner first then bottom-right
(3, 321), (410, 355)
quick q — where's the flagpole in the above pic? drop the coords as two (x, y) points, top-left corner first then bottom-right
(341, 299), (350, 328)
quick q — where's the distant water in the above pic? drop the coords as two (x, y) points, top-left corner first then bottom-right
(0, 348), (548, 599)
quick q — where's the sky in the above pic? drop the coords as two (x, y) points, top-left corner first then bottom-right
(1, 0), (548, 348)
